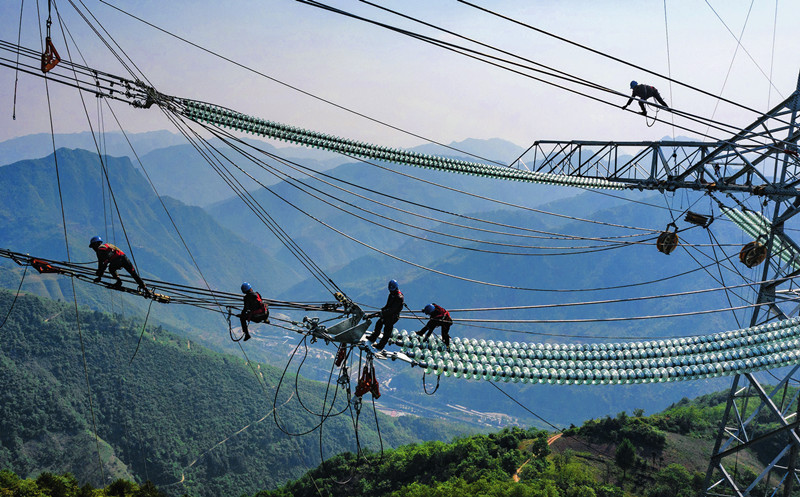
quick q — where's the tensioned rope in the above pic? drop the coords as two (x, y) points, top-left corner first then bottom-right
(165, 113), (345, 296)
(4, 38), (794, 201)
(202, 121), (662, 234)
(299, 0), (795, 149)
(203, 128), (661, 255)
(701, 0), (756, 140)
(704, 0), (782, 99)
(208, 127), (747, 252)
(0, 265), (28, 330)
(3, 245), (790, 334)
(53, 5), (143, 274)
(0, 248), (340, 315)
(38, 0), (105, 481)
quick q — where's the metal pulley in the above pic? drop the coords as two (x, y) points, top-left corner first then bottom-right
(739, 240), (768, 268)
(656, 222), (679, 255)
(41, 2), (60, 73)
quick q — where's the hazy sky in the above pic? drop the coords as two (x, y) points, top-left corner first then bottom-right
(2, 0), (799, 153)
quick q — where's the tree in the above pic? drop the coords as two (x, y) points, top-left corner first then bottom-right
(615, 438), (636, 480)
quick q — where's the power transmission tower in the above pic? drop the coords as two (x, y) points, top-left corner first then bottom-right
(515, 74), (800, 496)
(702, 73), (800, 497)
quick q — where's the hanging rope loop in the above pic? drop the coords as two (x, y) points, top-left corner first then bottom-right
(227, 308), (243, 342)
(422, 371), (441, 395)
(645, 106), (659, 127)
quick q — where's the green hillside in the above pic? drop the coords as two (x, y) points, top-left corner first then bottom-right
(257, 395), (792, 497)
(0, 289), (470, 497)
(0, 470), (168, 497)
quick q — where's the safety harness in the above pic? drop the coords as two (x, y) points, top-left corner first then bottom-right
(247, 291), (268, 318)
(96, 243), (125, 263)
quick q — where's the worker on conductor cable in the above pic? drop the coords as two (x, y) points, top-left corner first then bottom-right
(417, 303), (453, 349)
(622, 81), (669, 116)
(89, 236), (149, 295)
(367, 279), (403, 351)
(240, 282), (269, 342)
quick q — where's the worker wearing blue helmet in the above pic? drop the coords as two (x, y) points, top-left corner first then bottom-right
(367, 279), (404, 350)
(622, 80), (669, 116)
(89, 235), (149, 295)
(417, 303), (453, 349)
(239, 282), (269, 341)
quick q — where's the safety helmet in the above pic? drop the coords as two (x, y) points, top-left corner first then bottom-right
(630, 80), (638, 89)
(89, 235), (103, 248)
(423, 304), (435, 315)
(388, 279), (399, 292)
(241, 282), (252, 293)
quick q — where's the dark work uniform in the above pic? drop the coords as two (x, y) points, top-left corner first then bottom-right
(241, 289), (269, 335)
(417, 303), (453, 347)
(624, 84), (668, 114)
(368, 289), (403, 350)
(93, 243), (147, 290)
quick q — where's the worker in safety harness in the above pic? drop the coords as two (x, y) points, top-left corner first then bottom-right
(239, 282), (269, 342)
(417, 303), (453, 349)
(89, 236), (149, 294)
(622, 81), (669, 116)
(367, 279), (403, 351)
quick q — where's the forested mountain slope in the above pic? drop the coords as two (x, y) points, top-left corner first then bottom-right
(0, 289), (469, 497)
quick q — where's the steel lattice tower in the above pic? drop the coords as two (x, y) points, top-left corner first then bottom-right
(703, 73), (800, 497)
(513, 73), (800, 496)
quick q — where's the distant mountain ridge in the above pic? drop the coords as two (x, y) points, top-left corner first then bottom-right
(0, 131), (529, 208)
(0, 134), (750, 433)
(0, 130), (186, 166)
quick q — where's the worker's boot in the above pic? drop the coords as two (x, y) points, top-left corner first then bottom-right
(243, 331), (252, 341)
